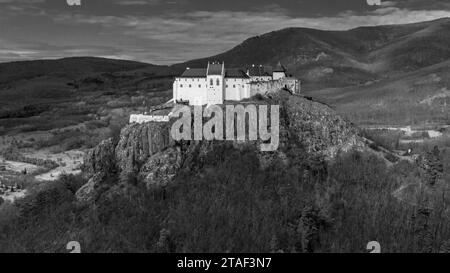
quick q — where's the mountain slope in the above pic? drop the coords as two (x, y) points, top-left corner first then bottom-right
(0, 57), (151, 85)
(309, 60), (450, 125)
(0, 57), (176, 132)
(175, 18), (450, 89)
(0, 57), (175, 109)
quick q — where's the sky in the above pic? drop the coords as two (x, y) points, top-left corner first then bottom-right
(0, 0), (449, 64)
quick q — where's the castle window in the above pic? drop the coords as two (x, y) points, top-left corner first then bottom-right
(180, 84), (183, 88)
(216, 79), (220, 86)
(189, 84), (192, 88)
(210, 79), (213, 86)
(233, 85), (236, 88)
(199, 84), (201, 88)
(226, 85), (228, 88)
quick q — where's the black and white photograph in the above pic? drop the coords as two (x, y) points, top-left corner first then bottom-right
(0, 0), (449, 259)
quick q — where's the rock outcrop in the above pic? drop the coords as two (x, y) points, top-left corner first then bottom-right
(282, 94), (363, 159)
(76, 173), (104, 204)
(77, 138), (118, 204)
(139, 147), (184, 188)
(77, 91), (365, 203)
(115, 121), (174, 179)
(82, 138), (116, 177)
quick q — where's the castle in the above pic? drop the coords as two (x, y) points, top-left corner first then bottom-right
(173, 61), (299, 106)
(130, 61), (300, 124)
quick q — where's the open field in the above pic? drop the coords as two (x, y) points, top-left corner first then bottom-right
(0, 95), (171, 204)
(29, 149), (84, 181)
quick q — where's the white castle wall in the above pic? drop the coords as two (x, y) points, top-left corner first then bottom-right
(273, 72), (286, 81)
(250, 76), (272, 82)
(129, 114), (170, 124)
(225, 78), (251, 101)
(173, 78), (208, 105)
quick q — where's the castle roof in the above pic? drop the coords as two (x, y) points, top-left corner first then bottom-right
(207, 62), (224, 75)
(179, 67), (249, 79)
(273, 61), (286, 73)
(225, 69), (250, 78)
(180, 68), (207, 78)
(247, 65), (272, 77)
(180, 61), (286, 78)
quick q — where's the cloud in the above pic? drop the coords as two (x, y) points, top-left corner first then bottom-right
(381, 1), (397, 7)
(45, 5), (450, 63)
(115, 0), (161, 5)
(1, 0), (450, 64)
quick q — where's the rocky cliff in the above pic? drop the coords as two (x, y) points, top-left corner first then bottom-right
(282, 94), (362, 158)
(115, 122), (174, 179)
(77, 91), (364, 203)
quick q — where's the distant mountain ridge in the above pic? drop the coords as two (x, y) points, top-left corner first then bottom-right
(0, 57), (154, 85)
(0, 57), (174, 114)
(1, 17), (449, 89)
(175, 17), (450, 89)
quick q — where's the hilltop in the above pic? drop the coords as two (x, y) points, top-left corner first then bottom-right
(0, 57), (174, 108)
(78, 91), (363, 203)
(2, 89), (448, 253)
(0, 57), (150, 84)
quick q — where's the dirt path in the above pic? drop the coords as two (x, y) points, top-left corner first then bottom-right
(362, 125), (445, 144)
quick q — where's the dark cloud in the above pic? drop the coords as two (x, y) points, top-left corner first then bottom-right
(0, 0), (449, 64)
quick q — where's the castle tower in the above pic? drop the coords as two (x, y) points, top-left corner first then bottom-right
(206, 61), (225, 104)
(273, 61), (286, 80)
